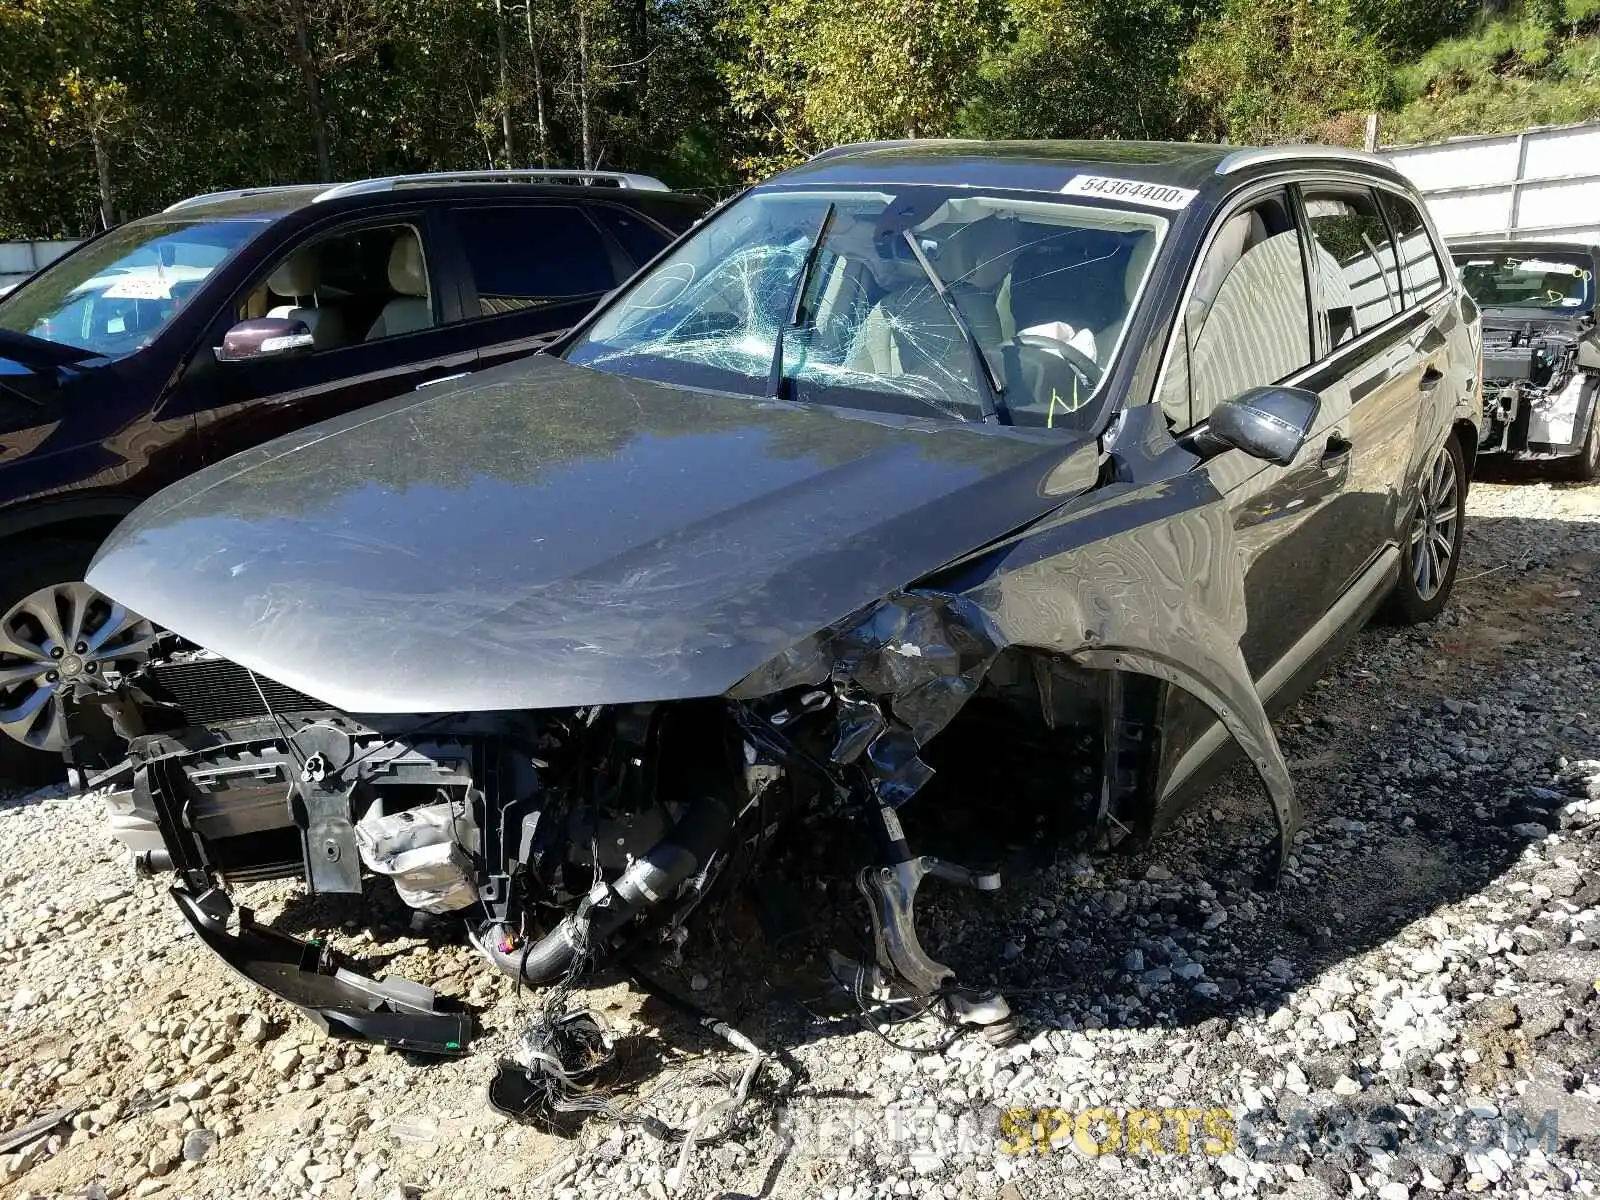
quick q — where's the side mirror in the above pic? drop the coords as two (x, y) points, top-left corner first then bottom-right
(215, 317), (313, 363)
(1207, 385), (1320, 466)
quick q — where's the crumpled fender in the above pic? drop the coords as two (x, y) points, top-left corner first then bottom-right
(734, 406), (1300, 877)
(971, 451), (1298, 875)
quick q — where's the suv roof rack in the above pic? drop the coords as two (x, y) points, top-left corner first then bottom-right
(164, 169), (670, 213)
(164, 185), (319, 213)
(315, 169), (671, 199)
(1215, 145), (1393, 175)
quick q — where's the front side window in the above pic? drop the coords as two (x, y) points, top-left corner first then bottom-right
(1158, 189), (1313, 430)
(453, 205), (621, 313)
(1381, 193), (1446, 301)
(1303, 188), (1402, 344)
(566, 186), (1166, 430)
(0, 219), (261, 358)
(1455, 251), (1595, 312)
(238, 222), (433, 350)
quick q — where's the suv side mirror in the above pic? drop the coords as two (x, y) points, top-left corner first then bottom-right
(1206, 385), (1320, 466)
(215, 317), (313, 363)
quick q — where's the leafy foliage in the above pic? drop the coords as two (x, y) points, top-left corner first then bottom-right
(959, 0), (1205, 141)
(1181, 0), (1394, 144)
(722, 0), (996, 175)
(4, 0), (1600, 238)
(1385, 0), (1600, 142)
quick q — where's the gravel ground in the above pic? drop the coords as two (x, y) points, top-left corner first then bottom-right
(1, 470), (1598, 1200)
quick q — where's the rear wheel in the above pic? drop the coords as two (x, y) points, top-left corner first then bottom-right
(0, 540), (156, 786)
(1381, 434), (1466, 626)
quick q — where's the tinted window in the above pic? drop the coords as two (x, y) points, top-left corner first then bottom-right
(1158, 190), (1312, 429)
(453, 206), (619, 314)
(588, 206), (673, 269)
(1304, 188), (1401, 343)
(1381, 192), (1446, 301)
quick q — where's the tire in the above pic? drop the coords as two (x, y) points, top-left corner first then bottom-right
(1562, 403), (1600, 483)
(1381, 434), (1467, 626)
(0, 539), (154, 786)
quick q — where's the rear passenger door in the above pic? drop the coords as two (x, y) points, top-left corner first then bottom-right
(1297, 183), (1446, 580)
(441, 202), (667, 371)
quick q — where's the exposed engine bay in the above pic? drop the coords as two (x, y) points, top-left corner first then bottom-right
(80, 607), (1200, 1054)
(1478, 315), (1599, 456)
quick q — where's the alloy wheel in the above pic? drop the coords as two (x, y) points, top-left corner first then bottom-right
(0, 582), (157, 752)
(1409, 444), (1460, 602)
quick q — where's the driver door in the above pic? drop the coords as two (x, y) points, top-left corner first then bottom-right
(1158, 186), (1362, 684)
(168, 212), (482, 466)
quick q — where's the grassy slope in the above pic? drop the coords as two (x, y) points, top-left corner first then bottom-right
(1383, 6), (1600, 144)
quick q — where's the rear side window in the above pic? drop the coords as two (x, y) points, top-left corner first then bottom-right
(587, 206), (673, 269)
(1303, 188), (1401, 344)
(1379, 192), (1446, 302)
(451, 205), (620, 314)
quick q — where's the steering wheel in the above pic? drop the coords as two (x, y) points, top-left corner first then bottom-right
(1006, 339), (1105, 427)
(1050, 342), (1104, 393)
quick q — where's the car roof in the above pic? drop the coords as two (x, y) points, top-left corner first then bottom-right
(771, 139), (1406, 201)
(136, 172), (698, 224)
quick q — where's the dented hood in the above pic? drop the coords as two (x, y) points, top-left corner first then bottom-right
(88, 356), (1097, 712)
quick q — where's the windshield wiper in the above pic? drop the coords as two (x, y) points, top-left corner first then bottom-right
(766, 202), (837, 402)
(900, 231), (1007, 424)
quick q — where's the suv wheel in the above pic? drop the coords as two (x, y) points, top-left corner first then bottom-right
(0, 540), (156, 785)
(1564, 404), (1600, 483)
(1382, 435), (1466, 625)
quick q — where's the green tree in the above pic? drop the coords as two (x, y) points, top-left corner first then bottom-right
(960, 0), (1209, 140)
(1181, 0), (1393, 143)
(723, 0), (997, 177)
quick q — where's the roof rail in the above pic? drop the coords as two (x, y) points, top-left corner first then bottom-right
(314, 169), (670, 201)
(1215, 145), (1394, 175)
(163, 185), (317, 213)
(163, 169), (670, 213)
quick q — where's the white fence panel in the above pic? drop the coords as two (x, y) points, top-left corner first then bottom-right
(0, 240), (82, 292)
(1385, 122), (1600, 243)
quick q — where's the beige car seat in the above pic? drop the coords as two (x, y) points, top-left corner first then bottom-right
(1095, 234), (1157, 353)
(365, 230), (433, 340)
(266, 249), (344, 350)
(1186, 230), (1312, 416)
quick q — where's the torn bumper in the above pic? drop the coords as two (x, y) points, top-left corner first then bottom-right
(172, 886), (472, 1055)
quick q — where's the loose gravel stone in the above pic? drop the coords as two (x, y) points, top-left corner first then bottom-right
(0, 473), (1595, 1200)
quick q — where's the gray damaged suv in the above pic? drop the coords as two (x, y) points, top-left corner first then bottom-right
(72, 140), (1479, 1052)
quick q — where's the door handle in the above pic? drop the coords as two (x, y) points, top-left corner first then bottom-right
(1319, 435), (1353, 471)
(1418, 366), (1444, 392)
(415, 371), (470, 391)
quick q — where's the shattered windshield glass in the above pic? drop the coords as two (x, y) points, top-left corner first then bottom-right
(1455, 252), (1595, 312)
(566, 186), (1167, 430)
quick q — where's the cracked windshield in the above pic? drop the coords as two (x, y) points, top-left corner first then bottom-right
(567, 187), (1165, 430)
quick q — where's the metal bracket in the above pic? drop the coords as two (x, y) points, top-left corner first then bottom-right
(290, 727), (363, 895)
(855, 854), (1015, 1044)
(298, 778), (363, 894)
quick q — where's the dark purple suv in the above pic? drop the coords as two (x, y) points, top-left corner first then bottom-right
(0, 170), (707, 778)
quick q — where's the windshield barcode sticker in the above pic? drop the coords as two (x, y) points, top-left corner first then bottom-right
(1061, 175), (1197, 210)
